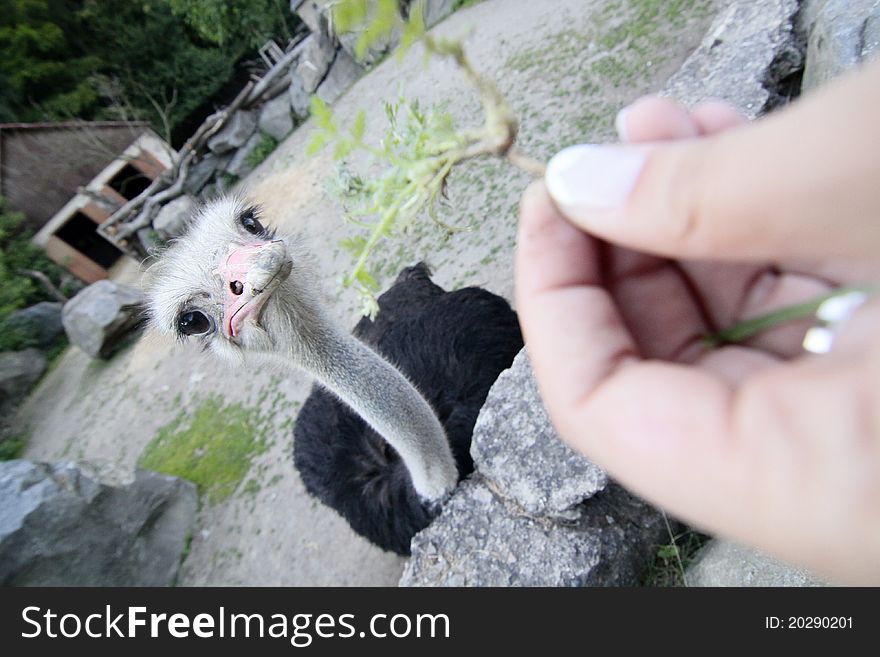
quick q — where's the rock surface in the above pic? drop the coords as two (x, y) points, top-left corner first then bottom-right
(225, 132), (264, 179)
(294, 0), (330, 36)
(4, 302), (64, 349)
(297, 31), (338, 93)
(421, 0), (458, 28)
(401, 477), (666, 586)
(471, 350), (607, 517)
(686, 539), (827, 587)
(801, 0), (880, 92)
(0, 349), (47, 415)
(317, 51), (365, 105)
(207, 110), (258, 154)
(61, 280), (144, 359)
(288, 70), (312, 118)
(663, 0), (804, 117)
(184, 153), (233, 195)
(403, 351), (664, 586)
(153, 194), (196, 239)
(0, 460), (197, 586)
(258, 93), (295, 141)
(136, 227), (164, 256)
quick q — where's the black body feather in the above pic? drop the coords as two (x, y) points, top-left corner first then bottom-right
(293, 263), (523, 554)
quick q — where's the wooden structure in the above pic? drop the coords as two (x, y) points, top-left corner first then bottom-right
(32, 131), (174, 283)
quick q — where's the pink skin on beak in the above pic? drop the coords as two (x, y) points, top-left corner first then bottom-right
(214, 241), (290, 339)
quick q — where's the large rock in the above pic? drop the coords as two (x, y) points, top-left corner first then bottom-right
(153, 194), (196, 240)
(401, 476), (666, 586)
(295, 0), (331, 35)
(136, 227), (164, 256)
(403, 349), (666, 587)
(296, 31), (338, 93)
(801, 0), (880, 93)
(0, 460), (197, 586)
(686, 539), (827, 587)
(258, 93), (295, 141)
(0, 349), (47, 415)
(662, 0), (804, 118)
(289, 69), (312, 118)
(207, 110), (258, 154)
(471, 349), (607, 517)
(4, 302), (64, 349)
(184, 152), (233, 196)
(61, 280), (144, 359)
(316, 50), (365, 105)
(421, 0), (457, 28)
(225, 132), (264, 179)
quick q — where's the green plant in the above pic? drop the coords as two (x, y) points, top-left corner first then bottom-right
(0, 196), (68, 330)
(138, 395), (268, 503)
(245, 131), (279, 169)
(313, 0), (872, 345)
(0, 436), (26, 461)
(644, 525), (709, 587)
(309, 0), (542, 315)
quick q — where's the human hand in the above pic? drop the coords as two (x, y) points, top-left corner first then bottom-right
(515, 60), (880, 584)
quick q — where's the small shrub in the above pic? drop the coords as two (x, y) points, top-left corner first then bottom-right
(245, 131), (279, 169)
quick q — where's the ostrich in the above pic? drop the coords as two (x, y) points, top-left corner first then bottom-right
(147, 196), (523, 554)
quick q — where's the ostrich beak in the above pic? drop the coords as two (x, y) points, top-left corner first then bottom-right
(214, 240), (293, 339)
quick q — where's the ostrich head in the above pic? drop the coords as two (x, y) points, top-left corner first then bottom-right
(148, 196), (323, 364)
(146, 195), (459, 502)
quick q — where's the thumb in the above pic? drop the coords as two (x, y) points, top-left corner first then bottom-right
(546, 61), (880, 262)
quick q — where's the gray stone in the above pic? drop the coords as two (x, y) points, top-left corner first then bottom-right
(153, 194), (196, 240)
(225, 132), (264, 179)
(207, 110), (258, 154)
(61, 280), (144, 359)
(184, 153), (232, 196)
(258, 93), (295, 141)
(336, 22), (401, 67)
(297, 32), (338, 93)
(802, 0), (880, 93)
(401, 476), (666, 586)
(686, 539), (827, 587)
(296, 0), (331, 36)
(471, 349), (607, 517)
(289, 0), (306, 12)
(0, 460), (197, 586)
(0, 349), (46, 415)
(317, 50), (365, 105)
(421, 0), (457, 28)
(289, 69), (312, 118)
(4, 302), (64, 349)
(662, 0), (804, 118)
(136, 227), (164, 256)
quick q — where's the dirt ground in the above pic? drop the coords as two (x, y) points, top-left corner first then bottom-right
(16, 0), (726, 586)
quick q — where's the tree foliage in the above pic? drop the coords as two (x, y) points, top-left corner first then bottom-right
(0, 196), (65, 316)
(0, 0), (100, 122)
(0, 0), (296, 135)
(81, 0), (242, 140)
(164, 0), (294, 48)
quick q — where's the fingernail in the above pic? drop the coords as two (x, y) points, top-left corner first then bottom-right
(803, 290), (870, 354)
(545, 144), (648, 217)
(615, 105), (632, 142)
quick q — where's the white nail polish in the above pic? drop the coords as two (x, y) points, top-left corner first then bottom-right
(545, 144), (648, 217)
(802, 290), (870, 354)
(802, 327), (835, 354)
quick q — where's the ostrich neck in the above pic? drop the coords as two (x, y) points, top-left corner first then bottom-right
(285, 319), (458, 502)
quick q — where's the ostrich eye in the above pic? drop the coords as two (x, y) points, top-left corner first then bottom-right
(178, 310), (211, 336)
(239, 209), (264, 235)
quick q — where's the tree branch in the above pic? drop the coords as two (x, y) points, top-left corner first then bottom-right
(16, 269), (68, 302)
